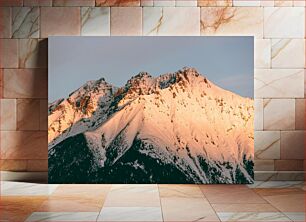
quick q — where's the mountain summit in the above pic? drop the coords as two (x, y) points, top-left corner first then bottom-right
(48, 67), (254, 184)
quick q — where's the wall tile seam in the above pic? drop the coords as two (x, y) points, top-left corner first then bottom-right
(260, 130), (301, 132)
(0, 130), (47, 132)
(257, 97), (304, 99)
(0, 2), (302, 8)
(0, 157), (48, 159)
(2, 7), (304, 38)
(255, 67), (306, 69)
(1, 97), (48, 99)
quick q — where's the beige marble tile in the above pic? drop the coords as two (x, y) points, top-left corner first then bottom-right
(40, 99), (48, 130)
(52, 184), (111, 198)
(103, 184), (160, 207)
(198, 0), (232, 6)
(256, 188), (305, 212)
(255, 69), (304, 98)
(1, 181), (58, 196)
(272, 39), (305, 68)
(12, 7), (39, 38)
(0, 39), (18, 68)
(280, 131), (305, 160)
(141, 0), (153, 6)
(254, 131), (280, 160)
(0, 196), (47, 221)
(233, 0), (260, 6)
(274, 0), (293, 6)
(19, 39), (48, 68)
(41, 7), (80, 38)
(200, 7), (263, 37)
(38, 196), (104, 212)
(0, 99), (16, 130)
(111, 7), (142, 36)
(212, 203), (278, 212)
(249, 181), (304, 189)
(264, 7), (305, 38)
(0, 69), (2, 98)
(53, 0), (95, 6)
(17, 99), (40, 130)
(255, 171), (304, 181)
(283, 212), (305, 222)
(217, 212), (291, 221)
(275, 160), (304, 171)
(96, 0), (140, 6)
(293, 0), (305, 6)
(255, 99), (263, 130)
(159, 184), (204, 198)
(161, 197), (219, 221)
(0, 7), (11, 38)
(26, 212), (99, 222)
(81, 7), (110, 36)
(0, 0), (23, 6)
(200, 185), (266, 204)
(143, 7), (200, 36)
(0, 159), (27, 171)
(23, 0), (52, 6)
(254, 160), (275, 171)
(295, 99), (305, 130)
(27, 159), (48, 171)
(304, 70), (306, 98)
(154, 0), (175, 6)
(176, 0), (197, 6)
(255, 39), (271, 69)
(263, 99), (295, 130)
(0, 131), (47, 159)
(98, 207), (162, 221)
(3, 69), (47, 99)
(260, 0), (274, 6)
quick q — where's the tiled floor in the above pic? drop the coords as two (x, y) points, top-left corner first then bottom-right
(0, 181), (305, 222)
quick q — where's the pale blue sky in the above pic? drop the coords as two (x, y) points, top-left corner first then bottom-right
(49, 36), (253, 102)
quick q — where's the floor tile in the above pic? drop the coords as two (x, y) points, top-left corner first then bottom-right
(200, 185), (266, 204)
(217, 212), (291, 221)
(1, 181), (58, 196)
(161, 197), (219, 221)
(52, 184), (111, 198)
(38, 196), (104, 212)
(0, 196), (47, 221)
(212, 203), (278, 212)
(248, 181), (304, 189)
(159, 184), (204, 198)
(255, 188), (305, 212)
(25, 212), (99, 221)
(283, 212), (305, 221)
(254, 188), (304, 196)
(97, 207), (163, 221)
(103, 184), (160, 207)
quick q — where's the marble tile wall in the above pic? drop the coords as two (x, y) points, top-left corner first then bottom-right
(0, 0), (304, 180)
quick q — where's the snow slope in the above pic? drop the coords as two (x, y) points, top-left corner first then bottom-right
(48, 67), (254, 184)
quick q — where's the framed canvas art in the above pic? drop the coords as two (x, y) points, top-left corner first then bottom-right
(48, 37), (254, 184)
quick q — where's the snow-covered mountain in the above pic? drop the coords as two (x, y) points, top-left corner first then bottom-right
(48, 67), (254, 184)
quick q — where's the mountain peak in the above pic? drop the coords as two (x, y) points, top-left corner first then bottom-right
(125, 71), (155, 95)
(176, 67), (201, 78)
(181, 66), (199, 73)
(133, 71), (152, 79)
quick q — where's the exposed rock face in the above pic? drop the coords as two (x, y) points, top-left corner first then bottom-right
(48, 67), (254, 184)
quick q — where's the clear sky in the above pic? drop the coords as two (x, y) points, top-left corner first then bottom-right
(49, 36), (253, 102)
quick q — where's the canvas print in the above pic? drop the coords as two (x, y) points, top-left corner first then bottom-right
(48, 37), (254, 184)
